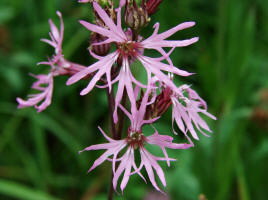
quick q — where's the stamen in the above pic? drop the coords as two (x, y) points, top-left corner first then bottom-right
(126, 131), (145, 149)
(117, 41), (141, 58)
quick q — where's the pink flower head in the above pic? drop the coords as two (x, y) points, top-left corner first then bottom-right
(16, 74), (53, 112)
(39, 11), (86, 73)
(140, 22), (198, 65)
(171, 85), (216, 141)
(67, 1), (198, 122)
(79, 87), (192, 192)
(17, 11), (87, 112)
(79, 127), (191, 193)
(40, 11), (64, 64)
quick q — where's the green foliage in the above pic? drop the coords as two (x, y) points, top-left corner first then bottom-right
(0, 179), (59, 200)
(0, 0), (268, 199)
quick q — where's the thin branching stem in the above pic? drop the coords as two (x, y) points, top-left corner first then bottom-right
(106, 87), (116, 139)
(116, 91), (127, 140)
(106, 87), (126, 200)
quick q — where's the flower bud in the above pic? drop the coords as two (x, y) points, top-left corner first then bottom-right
(145, 0), (163, 16)
(139, 87), (172, 120)
(153, 87), (172, 117)
(90, 33), (111, 56)
(124, 0), (150, 31)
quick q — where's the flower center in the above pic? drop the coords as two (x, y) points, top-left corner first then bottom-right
(117, 41), (141, 58)
(126, 131), (146, 149)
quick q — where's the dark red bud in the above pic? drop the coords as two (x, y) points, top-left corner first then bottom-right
(90, 33), (111, 56)
(154, 87), (172, 117)
(140, 87), (172, 120)
(146, 0), (163, 15)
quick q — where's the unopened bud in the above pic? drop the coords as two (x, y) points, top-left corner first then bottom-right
(146, 0), (163, 15)
(90, 33), (111, 56)
(153, 87), (172, 117)
(140, 87), (172, 120)
(124, 0), (150, 31)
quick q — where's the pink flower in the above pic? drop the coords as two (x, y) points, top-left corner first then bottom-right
(39, 11), (86, 74)
(43, 12), (63, 57)
(67, 1), (198, 122)
(17, 11), (86, 112)
(171, 85), (216, 141)
(79, 87), (192, 192)
(140, 22), (198, 66)
(80, 126), (191, 192)
(16, 74), (53, 112)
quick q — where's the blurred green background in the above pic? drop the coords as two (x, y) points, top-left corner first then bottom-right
(0, 0), (268, 199)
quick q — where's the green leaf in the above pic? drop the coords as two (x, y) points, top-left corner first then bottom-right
(0, 179), (59, 200)
(0, 7), (15, 24)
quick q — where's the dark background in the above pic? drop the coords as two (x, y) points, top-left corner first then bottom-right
(0, 0), (268, 199)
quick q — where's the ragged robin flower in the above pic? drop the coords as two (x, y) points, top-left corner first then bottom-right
(67, 1), (199, 123)
(79, 87), (193, 192)
(16, 11), (86, 112)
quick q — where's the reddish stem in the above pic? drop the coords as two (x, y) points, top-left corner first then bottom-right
(106, 88), (126, 200)
(106, 87), (116, 138)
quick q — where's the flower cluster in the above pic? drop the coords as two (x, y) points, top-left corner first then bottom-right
(17, 0), (216, 193)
